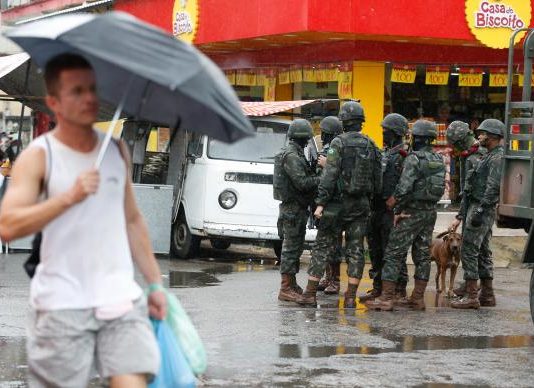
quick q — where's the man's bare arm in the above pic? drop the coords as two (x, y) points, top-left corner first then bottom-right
(120, 142), (161, 285)
(120, 141), (166, 320)
(0, 144), (100, 242)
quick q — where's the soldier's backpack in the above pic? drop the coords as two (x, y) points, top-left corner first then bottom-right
(411, 151), (446, 202)
(273, 149), (290, 201)
(338, 133), (376, 195)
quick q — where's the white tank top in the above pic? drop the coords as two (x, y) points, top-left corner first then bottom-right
(29, 131), (142, 310)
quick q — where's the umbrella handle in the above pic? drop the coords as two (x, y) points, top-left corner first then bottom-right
(94, 76), (134, 169)
(94, 99), (124, 169)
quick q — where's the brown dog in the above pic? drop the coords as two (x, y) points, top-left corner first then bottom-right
(431, 230), (462, 298)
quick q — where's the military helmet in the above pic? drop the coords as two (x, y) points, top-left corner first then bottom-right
(381, 113), (408, 136)
(477, 118), (505, 137)
(287, 119), (313, 139)
(446, 121), (470, 142)
(411, 119), (438, 138)
(338, 101), (365, 122)
(320, 116), (342, 135)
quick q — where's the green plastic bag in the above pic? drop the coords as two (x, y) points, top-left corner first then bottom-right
(164, 290), (207, 376)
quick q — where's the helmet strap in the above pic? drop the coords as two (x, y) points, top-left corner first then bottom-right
(292, 138), (308, 148)
(321, 133), (335, 147)
(343, 121), (363, 132)
(412, 136), (432, 151)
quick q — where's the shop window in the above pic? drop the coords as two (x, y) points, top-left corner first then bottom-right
(302, 81), (338, 99)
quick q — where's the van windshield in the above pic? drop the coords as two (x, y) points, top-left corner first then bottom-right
(207, 120), (288, 163)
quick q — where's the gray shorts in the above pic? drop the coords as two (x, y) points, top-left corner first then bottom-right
(27, 298), (160, 388)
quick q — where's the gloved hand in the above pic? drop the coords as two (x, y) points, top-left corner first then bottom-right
(470, 207), (484, 227)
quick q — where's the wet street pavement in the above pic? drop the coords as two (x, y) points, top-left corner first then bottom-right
(0, 244), (533, 387)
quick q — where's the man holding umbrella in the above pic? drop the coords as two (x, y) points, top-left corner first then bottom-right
(0, 54), (165, 387)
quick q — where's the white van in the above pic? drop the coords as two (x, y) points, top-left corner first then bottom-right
(171, 116), (318, 259)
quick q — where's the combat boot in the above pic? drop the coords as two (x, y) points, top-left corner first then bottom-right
(453, 281), (480, 297)
(343, 283), (359, 308)
(400, 279), (427, 310)
(278, 274), (301, 302)
(453, 281), (467, 297)
(358, 288), (381, 303)
(479, 278), (496, 307)
(393, 281), (409, 307)
(295, 280), (319, 307)
(450, 279), (480, 309)
(395, 281), (407, 299)
(324, 263), (340, 295)
(364, 280), (396, 311)
(290, 274), (303, 295)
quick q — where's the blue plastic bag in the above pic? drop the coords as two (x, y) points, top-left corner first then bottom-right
(149, 319), (196, 388)
(165, 291), (207, 376)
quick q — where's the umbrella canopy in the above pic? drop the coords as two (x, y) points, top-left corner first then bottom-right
(4, 11), (254, 143)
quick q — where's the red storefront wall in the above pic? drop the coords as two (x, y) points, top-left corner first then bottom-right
(114, 0), (534, 66)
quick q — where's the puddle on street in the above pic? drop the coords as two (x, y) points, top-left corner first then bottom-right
(169, 271), (221, 288)
(277, 334), (534, 358)
(169, 258), (274, 288)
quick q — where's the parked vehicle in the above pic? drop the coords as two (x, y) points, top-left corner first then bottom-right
(171, 115), (318, 259)
(497, 29), (534, 324)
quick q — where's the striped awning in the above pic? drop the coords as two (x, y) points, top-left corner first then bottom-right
(240, 100), (318, 117)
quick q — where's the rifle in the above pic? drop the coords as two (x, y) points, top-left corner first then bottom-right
(306, 145), (319, 229)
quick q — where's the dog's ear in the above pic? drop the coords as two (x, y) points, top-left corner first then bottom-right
(436, 230), (449, 239)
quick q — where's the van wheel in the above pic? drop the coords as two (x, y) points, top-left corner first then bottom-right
(273, 240), (282, 262)
(171, 212), (200, 259)
(210, 239), (231, 250)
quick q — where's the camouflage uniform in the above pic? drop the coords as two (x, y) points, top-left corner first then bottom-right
(457, 146), (487, 229)
(366, 120), (445, 311)
(367, 143), (409, 293)
(277, 141), (319, 275)
(450, 118), (505, 309)
(319, 142), (344, 268)
(461, 145), (504, 280)
(381, 145), (445, 284)
(308, 131), (382, 280)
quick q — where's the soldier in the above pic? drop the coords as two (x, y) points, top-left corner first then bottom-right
(316, 116), (344, 295)
(360, 113), (410, 303)
(273, 119), (323, 302)
(366, 120), (446, 311)
(451, 119), (504, 309)
(296, 101), (382, 308)
(445, 121), (487, 297)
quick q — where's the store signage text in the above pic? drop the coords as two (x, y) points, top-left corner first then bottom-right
(391, 66), (416, 84)
(459, 73), (483, 87)
(489, 70), (508, 87)
(475, 2), (525, 29)
(425, 67), (449, 85)
(338, 71), (352, 99)
(466, 0), (531, 49)
(172, 0), (199, 43)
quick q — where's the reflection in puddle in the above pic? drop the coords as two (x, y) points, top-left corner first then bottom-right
(170, 258), (275, 288)
(169, 271), (221, 288)
(278, 334), (534, 358)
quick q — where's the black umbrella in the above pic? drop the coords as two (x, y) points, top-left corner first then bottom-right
(4, 11), (253, 165)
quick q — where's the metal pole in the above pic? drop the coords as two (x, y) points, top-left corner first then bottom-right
(15, 61), (31, 157)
